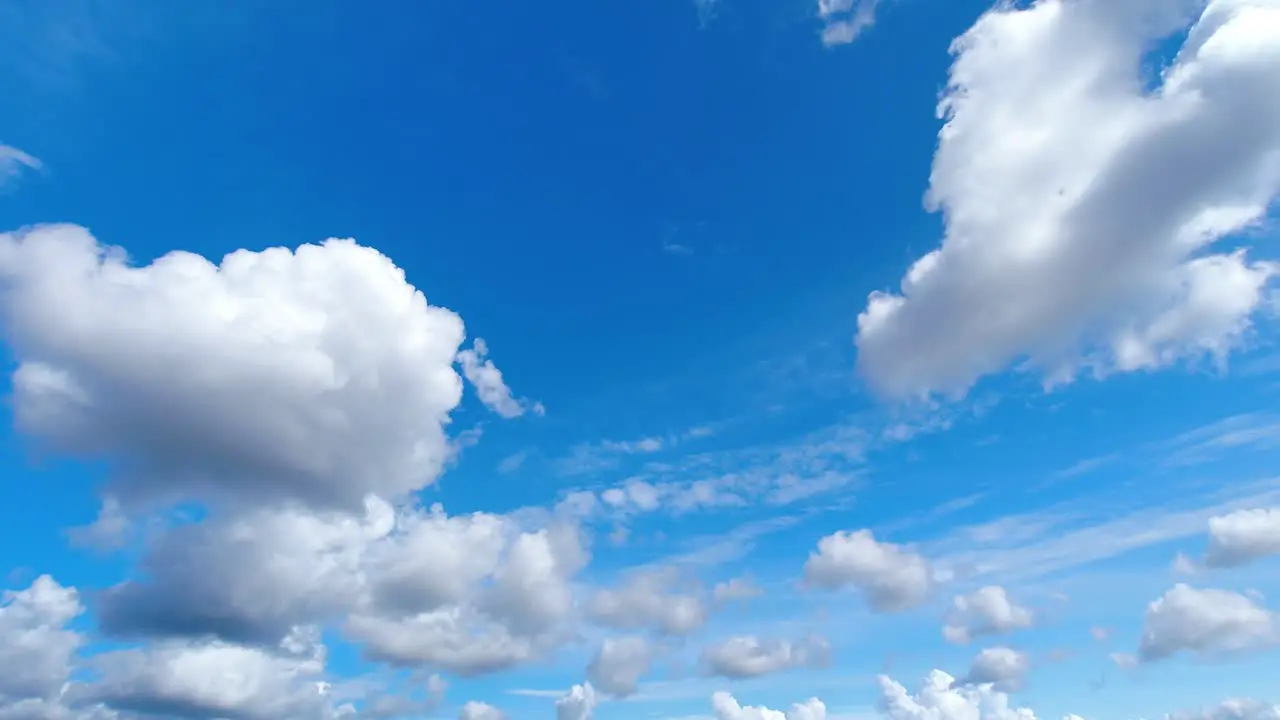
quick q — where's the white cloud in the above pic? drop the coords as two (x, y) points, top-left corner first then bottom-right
(943, 586), (1034, 644)
(78, 629), (341, 720)
(700, 635), (830, 679)
(713, 577), (764, 604)
(0, 144), (42, 190)
(1139, 584), (1277, 661)
(586, 567), (708, 635)
(0, 576), (84, 716)
(878, 670), (1043, 720)
(818, 0), (878, 47)
(804, 529), (933, 611)
(855, 0), (1280, 398)
(587, 637), (652, 698)
(1168, 699), (1280, 720)
(556, 682), (598, 720)
(1206, 508), (1280, 567)
(960, 647), (1030, 692)
(460, 701), (509, 720)
(457, 338), (540, 419)
(711, 691), (827, 720)
(0, 226), (477, 512)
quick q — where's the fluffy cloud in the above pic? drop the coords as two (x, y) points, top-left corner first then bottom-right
(555, 683), (598, 720)
(854, 0), (1280, 398)
(943, 586), (1034, 644)
(457, 338), (540, 419)
(0, 576), (84, 716)
(804, 529), (933, 611)
(1206, 508), (1280, 568)
(585, 567), (707, 635)
(817, 0), (878, 47)
(1169, 699), (1280, 720)
(878, 670), (1043, 720)
(711, 691), (827, 720)
(460, 701), (509, 720)
(587, 637), (652, 698)
(0, 226), (529, 512)
(78, 629), (341, 720)
(700, 635), (830, 679)
(1139, 584), (1277, 661)
(960, 647), (1030, 692)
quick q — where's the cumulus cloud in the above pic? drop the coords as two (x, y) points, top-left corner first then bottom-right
(555, 682), (598, 720)
(701, 635), (830, 679)
(1169, 699), (1280, 720)
(0, 576), (85, 716)
(711, 691), (827, 720)
(878, 670), (1044, 720)
(1206, 508), (1280, 568)
(457, 338), (541, 419)
(855, 0), (1280, 398)
(586, 567), (707, 635)
(460, 701), (509, 720)
(587, 637), (652, 698)
(78, 628), (341, 720)
(960, 647), (1030, 692)
(804, 529), (933, 611)
(1139, 584), (1277, 661)
(943, 586), (1034, 644)
(0, 225), (495, 512)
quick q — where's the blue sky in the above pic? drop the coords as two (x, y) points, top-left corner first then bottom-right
(2, 1), (1280, 719)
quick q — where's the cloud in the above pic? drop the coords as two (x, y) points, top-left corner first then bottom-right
(586, 567), (708, 636)
(1168, 699), (1280, 720)
(878, 670), (1045, 720)
(460, 701), (510, 720)
(713, 577), (764, 604)
(854, 0), (1280, 398)
(555, 682), (598, 720)
(711, 692), (827, 720)
(960, 647), (1030, 692)
(818, 0), (878, 47)
(1206, 508), (1280, 568)
(0, 144), (42, 190)
(943, 586), (1034, 644)
(77, 629), (340, 720)
(587, 636), (652, 698)
(0, 576), (84, 716)
(700, 635), (830, 679)
(804, 529), (933, 611)
(1138, 584), (1277, 661)
(457, 338), (541, 419)
(0, 225), (482, 513)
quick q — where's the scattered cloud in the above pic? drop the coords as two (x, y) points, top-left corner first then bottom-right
(1205, 508), (1280, 568)
(818, 0), (879, 47)
(457, 338), (542, 419)
(0, 144), (42, 190)
(1138, 584), (1277, 662)
(959, 646), (1029, 692)
(712, 691), (828, 720)
(700, 635), (830, 679)
(942, 586), (1034, 644)
(804, 529), (934, 612)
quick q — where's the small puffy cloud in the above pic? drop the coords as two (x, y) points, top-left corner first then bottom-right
(1168, 699), (1280, 720)
(456, 338), (540, 419)
(701, 635), (830, 679)
(1206, 509), (1280, 568)
(878, 670), (1043, 720)
(555, 682), (598, 720)
(587, 637), (652, 698)
(943, 586), (1034, 644)
(961, 647), (1030, 692)
(804, 529), (933, 611)
(586, 567), (707, 635)
(711, 691), (827, 720)
(714, 577), (764, 604)
(854, 0), (1280, 398)
(0, 226), (478, 512)
(1139, 584), (1277, 662)
(460, 701), (509, 720)
(0, 576), (85, 715)
(817, 0), (878, 47)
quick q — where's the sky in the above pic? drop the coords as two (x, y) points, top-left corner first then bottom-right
(1, 0), (1280, 719)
